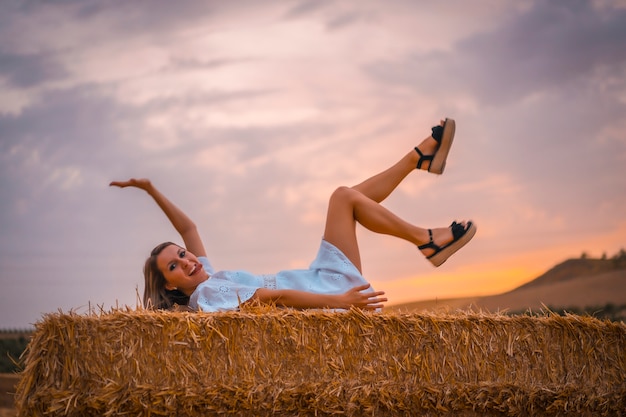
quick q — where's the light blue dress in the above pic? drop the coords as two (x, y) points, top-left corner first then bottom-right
(189, 239), (375, 312)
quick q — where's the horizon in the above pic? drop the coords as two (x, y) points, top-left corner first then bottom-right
(1, 0), (625, 328)
(1, 249), (623, 330)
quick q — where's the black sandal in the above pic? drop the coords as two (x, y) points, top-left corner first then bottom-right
(415, 118), (456, 175)
(418, 220), (476, 267)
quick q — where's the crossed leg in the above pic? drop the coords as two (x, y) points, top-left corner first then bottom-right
(322, 124), (461, 272)
(351, 122), (442, 203)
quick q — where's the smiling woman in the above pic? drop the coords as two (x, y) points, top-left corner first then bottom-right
(142, 242), (206, 310)
(110, 119), (477, 312)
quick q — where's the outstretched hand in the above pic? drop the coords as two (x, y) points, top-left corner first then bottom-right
(109, 178), (152, 191)
(341, 284), (387, 310)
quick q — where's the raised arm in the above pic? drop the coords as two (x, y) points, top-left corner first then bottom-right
(110, 178), (207, 257)
(252, 284), (387, 311)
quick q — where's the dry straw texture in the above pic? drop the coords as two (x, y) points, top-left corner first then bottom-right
(15, 308), (626, 416)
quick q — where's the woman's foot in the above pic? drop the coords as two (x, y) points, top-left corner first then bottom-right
(417, 223), (455, 256)
(418, 220), (476, 267)
(414, 118), (456, 175)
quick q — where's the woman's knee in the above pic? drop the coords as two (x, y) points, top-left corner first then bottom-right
(329, 186), (364, 211)
(330, 186), (356, 203)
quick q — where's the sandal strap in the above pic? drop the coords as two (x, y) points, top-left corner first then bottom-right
(415, 122), (445, 170)
(431, 124), (444, 144)
(414, 146), (433, 170)
(417, 229), (441, 251)
(418, 223), (468, 255)
(450, 221), (467, 240)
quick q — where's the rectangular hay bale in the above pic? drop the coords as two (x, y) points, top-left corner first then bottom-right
(14, 309), (626, 416)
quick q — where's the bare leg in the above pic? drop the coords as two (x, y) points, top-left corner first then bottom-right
(323, 186), (456, 272)
(352, 123), (442, 203)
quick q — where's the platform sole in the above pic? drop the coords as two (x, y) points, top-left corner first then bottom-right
(429, 118), (455, 175)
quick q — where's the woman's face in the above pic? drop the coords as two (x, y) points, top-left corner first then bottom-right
(156, 245), (209, 295)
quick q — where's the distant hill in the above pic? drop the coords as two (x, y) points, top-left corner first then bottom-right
(389, 253), (626, 318)
(515, 256), (625, 290)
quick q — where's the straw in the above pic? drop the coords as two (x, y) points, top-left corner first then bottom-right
(15, 307), (626, 416)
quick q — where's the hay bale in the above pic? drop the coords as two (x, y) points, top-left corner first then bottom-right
(14, 308), (626, 416)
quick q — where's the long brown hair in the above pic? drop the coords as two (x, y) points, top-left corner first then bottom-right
(143, 242), (190, 310)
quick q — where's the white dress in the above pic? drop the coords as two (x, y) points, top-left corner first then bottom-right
(189, 239), (375, 312)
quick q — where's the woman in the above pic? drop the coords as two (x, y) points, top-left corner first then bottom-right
(111, 118), (476, 312)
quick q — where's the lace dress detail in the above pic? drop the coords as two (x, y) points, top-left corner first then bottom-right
(189, 239), (375, 312)
(262, 274), (277, 290)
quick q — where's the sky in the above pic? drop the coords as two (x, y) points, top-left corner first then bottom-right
(1, 0), (625, 328)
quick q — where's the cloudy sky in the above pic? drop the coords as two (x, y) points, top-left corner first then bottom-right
(1, 0), (625, 328)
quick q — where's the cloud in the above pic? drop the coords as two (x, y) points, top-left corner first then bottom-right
(284, 0), (331, 19)
(0, 87), (131, 257)
(358, 1), (626, 243)
(1, 0), (625, 328)
(0, 51), (67, 88)
(364, 0), (626, 106)
(455, 0), (626, 104)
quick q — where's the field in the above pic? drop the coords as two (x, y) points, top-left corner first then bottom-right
(0, 373), (18, 417)
(12, 308), (626, 416)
